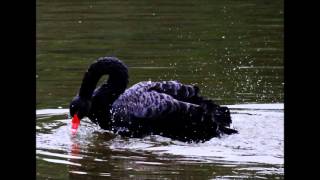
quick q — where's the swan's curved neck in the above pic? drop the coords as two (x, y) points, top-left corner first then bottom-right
(78, 57), (129, 100)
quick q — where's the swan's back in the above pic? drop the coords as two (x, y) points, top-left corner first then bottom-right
(111, 80), (196, 119)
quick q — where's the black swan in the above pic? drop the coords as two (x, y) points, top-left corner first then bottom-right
(69, 57), (237, 142)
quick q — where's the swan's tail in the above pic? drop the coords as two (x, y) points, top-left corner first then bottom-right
(157, 100), (237, 142)
(200, 100), (238, 135)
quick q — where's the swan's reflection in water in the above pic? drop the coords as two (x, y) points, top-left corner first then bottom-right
(68, 133), (82, 177)
(71, 142), (80, 156)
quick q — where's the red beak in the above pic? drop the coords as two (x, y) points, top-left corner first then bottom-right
(71, 114), (80, 133)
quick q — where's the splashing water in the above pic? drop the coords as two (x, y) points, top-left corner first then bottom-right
(36, 103), (283, 179)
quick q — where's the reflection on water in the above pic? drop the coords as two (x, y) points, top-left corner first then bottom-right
(36, 104), (283, 179)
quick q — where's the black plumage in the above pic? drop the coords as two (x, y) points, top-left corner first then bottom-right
(70, 57), (237, 142)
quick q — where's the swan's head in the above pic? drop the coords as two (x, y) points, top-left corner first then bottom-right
(69, 96), (91, 127)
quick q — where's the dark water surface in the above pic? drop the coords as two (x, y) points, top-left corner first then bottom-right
(36, 0), (283, 179)
(37, 0), (283, 108)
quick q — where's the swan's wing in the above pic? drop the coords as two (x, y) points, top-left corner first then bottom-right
(149, 81), (203, 104)
(111, 90), (213, 140)
(112, 89), (197, 119)
(112, 89), (232, 142)
(111, 84), (237, 141)
(112, 80), (207, 119)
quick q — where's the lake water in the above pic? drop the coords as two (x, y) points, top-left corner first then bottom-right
(36, 0), (283, 179)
